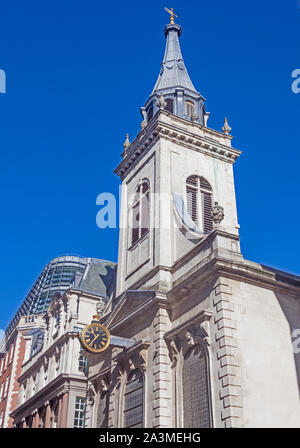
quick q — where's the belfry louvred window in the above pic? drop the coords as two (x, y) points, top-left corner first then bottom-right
(131, 181), (150, 246)
(165, 98), (174, 113)
(186, 175), (213, 233)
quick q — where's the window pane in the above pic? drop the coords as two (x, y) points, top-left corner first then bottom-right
(124, 370), (143, 428)
(183, 346), (210, 428)
(187, 186), (198, 224)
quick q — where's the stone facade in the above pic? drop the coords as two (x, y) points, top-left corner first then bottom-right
(0, 315), (44, 428)
(84, 19), (300, 428)
(7, 16), (300, 429)
(86, 242), (300, 427)
(11, 289), (104, 428)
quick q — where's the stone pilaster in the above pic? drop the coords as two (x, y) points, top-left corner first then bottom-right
(45, 401), (51, 428)
(152, 306), (173, 428)
(212, 277), (243, 428)
(60, 393), (69, 428)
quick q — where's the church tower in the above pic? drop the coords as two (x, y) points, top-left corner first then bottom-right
(115, 15), (241, 296)
(88, 12), (300, 430)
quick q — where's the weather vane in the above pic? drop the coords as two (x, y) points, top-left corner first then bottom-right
(164, 7), (178, 25)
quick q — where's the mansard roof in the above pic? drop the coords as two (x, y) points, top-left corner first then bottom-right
(72, 258), (117, 299)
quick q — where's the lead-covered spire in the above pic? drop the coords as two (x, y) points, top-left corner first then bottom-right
(152, 23), (197, 94)
(141, 19), (209, 127)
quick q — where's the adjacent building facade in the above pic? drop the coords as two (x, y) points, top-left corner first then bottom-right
(0, 315), (44, 428)
(5, 255), (97, 336)
(10, 257), (116, 428)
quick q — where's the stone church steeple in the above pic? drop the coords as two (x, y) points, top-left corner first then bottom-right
(93, 13), (300, 431)
(115, 17), (241, 297)
(142, 21), (209, 126)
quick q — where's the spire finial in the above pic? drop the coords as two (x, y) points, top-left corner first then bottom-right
(123, 133), (131, 153)
(164, 7), (178, 24)
(222, 117), (232, 135)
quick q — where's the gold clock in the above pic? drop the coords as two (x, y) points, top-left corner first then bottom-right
(81, 322), (110, 354)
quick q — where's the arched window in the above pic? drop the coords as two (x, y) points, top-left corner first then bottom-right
(123, 369), (144, 428)
(182, 345), (211, 428)
(185, 101), (194, 118)
(186, 175), (213, 233)
(131, 181), (150, 246)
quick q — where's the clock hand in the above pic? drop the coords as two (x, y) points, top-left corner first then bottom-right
(89, 333), (100, 346)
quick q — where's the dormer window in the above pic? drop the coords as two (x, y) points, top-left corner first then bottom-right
(185, 101), (194, 118)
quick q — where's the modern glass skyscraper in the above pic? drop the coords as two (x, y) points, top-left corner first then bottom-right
(5, 255), (116, 336)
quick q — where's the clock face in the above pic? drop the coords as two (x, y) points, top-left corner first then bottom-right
(81, 323), (110, 354)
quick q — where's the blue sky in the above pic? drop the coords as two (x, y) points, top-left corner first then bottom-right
(0, 0), (299, 330)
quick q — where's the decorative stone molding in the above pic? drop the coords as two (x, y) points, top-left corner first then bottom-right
(212, 201), (224, 225)
(140, 107), (148, 130)
(96, 299), (106, 318)
(222, 117), (232, 135)
(54, 345), (61, 356)
(111, 360), (124, 388)
(157, 94), (167, 110)
(115, 111), (240, 180)
(116, 341), (150, 376)
(99, 375), (110, 394)
(164, 310), (213, 367)
(87, 381), (97, 405)
(200, 320), (211, 346)
(167, 339), (179, 368)
(140, 120), (147, 130)
(191, 111), (199, 122)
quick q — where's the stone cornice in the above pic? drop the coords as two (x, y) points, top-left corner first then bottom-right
(121, 227), (300, 300)
(11, 373), (72, 420)
(115, 110), (241, 180)
(170, 250), (300, 302)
